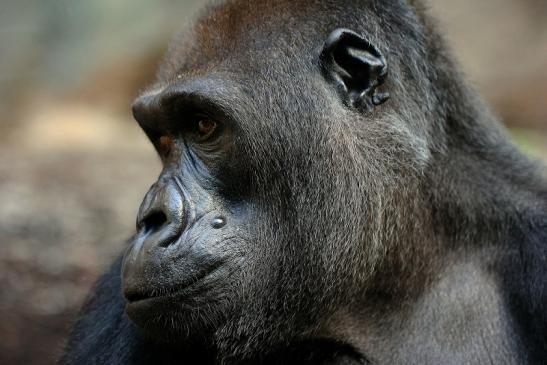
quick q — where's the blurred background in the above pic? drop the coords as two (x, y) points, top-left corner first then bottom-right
(0, 0), (545, 363)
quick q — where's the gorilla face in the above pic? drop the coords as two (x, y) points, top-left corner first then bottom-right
(121, 74), (344, 343)
(121, 78), (252, 339)
(120, 1), (428, 353)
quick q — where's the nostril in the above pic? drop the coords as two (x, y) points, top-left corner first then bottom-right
(141, 211), (168, 234)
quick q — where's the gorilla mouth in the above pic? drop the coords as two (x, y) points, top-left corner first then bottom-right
(125, 290), (170, 304)
(124, 263), (222, 304)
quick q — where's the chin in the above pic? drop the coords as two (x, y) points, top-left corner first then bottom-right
(125, 284), (234, 344)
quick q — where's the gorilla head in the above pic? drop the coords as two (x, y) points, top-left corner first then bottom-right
(113, 0), (546, 363)
(122, 0), (437, 354)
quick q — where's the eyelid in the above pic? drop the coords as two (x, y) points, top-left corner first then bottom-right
(134, 89), (226, 132)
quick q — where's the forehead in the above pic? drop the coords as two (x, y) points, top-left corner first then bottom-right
(156, 0), (330, 83)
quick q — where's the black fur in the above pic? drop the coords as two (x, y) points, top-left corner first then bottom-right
(60, 0), (546, 364)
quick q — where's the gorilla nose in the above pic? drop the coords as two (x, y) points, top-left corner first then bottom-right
(136, 182), (185, 248)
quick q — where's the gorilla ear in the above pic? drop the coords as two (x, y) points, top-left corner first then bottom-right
(320, 28), (389, 112)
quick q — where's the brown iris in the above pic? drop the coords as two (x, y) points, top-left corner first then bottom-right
(196, 119), (218, 140)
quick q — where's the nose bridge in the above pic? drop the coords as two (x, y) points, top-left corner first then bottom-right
(136, 177), (186, 241)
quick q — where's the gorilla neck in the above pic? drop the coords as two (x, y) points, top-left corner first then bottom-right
(324, 250), (527, 365)
(368, 133), (547, 364)
(318, 122), (547, 363)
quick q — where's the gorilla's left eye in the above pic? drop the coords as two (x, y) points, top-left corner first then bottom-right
(193, 119), (219, 141)
(198, 119), (217, 137)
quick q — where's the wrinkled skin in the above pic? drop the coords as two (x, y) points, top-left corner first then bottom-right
(60, 0), (547, 364)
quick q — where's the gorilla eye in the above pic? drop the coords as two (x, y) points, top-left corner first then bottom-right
(194, 119), (218, 141)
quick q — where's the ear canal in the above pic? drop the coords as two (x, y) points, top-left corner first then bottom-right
(320, 28), (389, 112)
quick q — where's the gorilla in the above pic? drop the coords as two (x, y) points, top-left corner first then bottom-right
(60, 0), (547, 364)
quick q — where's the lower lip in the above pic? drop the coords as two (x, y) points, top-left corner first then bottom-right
(124, 286), (198, 315)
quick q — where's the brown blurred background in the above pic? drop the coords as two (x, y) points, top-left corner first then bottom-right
(0, 0), (545, 364)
